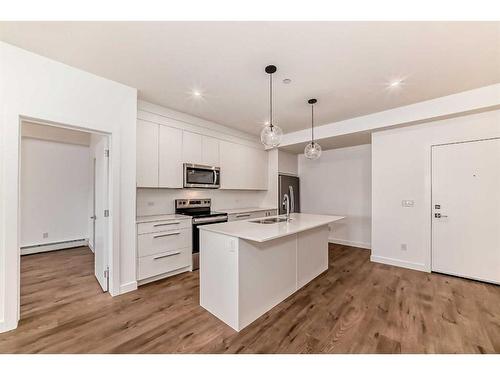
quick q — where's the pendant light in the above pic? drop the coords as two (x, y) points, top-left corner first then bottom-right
(304, 98), (322, 160)
(260, 65), (283, 148)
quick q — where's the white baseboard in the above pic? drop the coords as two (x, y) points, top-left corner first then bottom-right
(329, 238), (371, 250)
(370, 255), (427, 272)
(120, 281), (138, 294)
(21, 239), (88, 255)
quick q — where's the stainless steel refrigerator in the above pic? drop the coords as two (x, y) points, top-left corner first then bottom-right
(278, 174), (300, 214)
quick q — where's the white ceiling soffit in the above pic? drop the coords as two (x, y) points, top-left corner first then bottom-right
(280, 132), (372, 154)
(1, 21), (499, 136)
(280, 83), (500, 153)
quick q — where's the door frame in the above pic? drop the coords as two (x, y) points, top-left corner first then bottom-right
(429, 136), (500, 273)
(16, 116), (115, 317)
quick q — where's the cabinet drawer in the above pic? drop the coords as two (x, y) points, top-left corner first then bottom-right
(138, 247), (191, 280)
(229, 211), (274, 221)
(137, 219), (190, 235)
(137, 228), (191, 257)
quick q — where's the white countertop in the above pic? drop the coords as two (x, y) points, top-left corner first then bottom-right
(200, 213), (344, 242)
(221, 207), (277, 215)
(136, 214), (191, 224)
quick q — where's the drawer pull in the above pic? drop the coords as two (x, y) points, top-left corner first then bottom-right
(153, 232), (181, 239)
(153, 222), (180, 227)
(236, 214), (251, 218)
(153, 251), (181, 260)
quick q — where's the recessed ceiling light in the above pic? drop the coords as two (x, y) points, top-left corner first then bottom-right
(388, 79), (404, 88)
(283, 78), (292, 84)
(192, 90), (203, 98)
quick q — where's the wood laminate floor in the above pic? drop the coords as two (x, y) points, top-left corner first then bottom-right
(0, 244), (499, 353)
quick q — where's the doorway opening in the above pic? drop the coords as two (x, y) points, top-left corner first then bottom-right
(19, 120), (112, 321)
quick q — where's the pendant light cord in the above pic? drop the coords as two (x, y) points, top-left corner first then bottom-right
(269, 72), (273, 129)
(311, 103), (314, 143)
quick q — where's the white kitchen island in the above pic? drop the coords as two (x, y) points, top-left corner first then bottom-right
(199, 213), (344, 331)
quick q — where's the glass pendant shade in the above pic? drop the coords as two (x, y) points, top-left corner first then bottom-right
(304, 141), (322, 160)
(260, 125), (283, 148)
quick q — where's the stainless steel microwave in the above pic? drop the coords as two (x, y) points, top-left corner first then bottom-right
(183, 163), (220, 189)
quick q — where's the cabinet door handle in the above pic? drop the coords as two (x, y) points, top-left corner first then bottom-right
(153, 222), (180, 227)
(153, 232), (181, 238)
(236, 214), (250, 218)
(153, 251), (180, 260)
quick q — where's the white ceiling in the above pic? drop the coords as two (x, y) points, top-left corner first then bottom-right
(1, 21), (499, 136)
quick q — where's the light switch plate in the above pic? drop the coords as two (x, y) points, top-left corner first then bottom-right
(401, 200), (414, 207)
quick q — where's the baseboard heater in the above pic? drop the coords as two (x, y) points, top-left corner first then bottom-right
(21, 238), (88, 255)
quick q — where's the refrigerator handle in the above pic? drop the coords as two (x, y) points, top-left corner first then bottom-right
(289, 186), (295, 213)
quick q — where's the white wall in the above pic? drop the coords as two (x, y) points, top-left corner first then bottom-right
(0, 42), (137, 332)
(298, 145), (372, 249)
(20, 137), (90, 248)
(372, 109), (500, 272)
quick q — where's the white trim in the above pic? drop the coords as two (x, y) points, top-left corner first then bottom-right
(370, 255), (428, 272)
(21, 239), (88, 255)
(281, 83), (500, 147)
(328, 238), (371, 250)
(119, 281), (138, 294)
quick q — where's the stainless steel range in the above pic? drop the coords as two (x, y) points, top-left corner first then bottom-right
(175, 199), (227, 270)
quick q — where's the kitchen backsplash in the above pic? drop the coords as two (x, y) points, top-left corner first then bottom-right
(137, 188), (270, 216)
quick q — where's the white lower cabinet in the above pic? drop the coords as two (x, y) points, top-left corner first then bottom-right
(137, 217), (192, 285)
(138, 248), (192, 281)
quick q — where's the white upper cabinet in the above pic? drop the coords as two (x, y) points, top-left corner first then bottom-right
(202, 136), (220, 167)
(182, 131), (203, 165)
(219, 140), (268, 190)
(137, 120), (159, 187)
(137, 123), (267, 190)
(159, 126), (183, 188)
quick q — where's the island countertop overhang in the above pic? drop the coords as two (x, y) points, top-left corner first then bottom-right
(199, 213), (345, 243)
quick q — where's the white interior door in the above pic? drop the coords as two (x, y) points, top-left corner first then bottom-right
(94, 135), (109, 292)
(431, 138), (500, 284)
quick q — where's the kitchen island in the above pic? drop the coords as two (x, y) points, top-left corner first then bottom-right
(199, 213), (344, 331)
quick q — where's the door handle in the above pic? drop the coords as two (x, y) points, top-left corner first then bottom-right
(90, 215), (96, 220)
(236, 214), (250, 218)
(289, 186), (295, 213)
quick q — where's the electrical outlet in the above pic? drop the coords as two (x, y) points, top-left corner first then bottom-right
(43, 232), (48, 239)
(401, 243), (407, 251)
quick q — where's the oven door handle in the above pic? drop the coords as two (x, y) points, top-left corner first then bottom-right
(192, 216), (228, 224)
